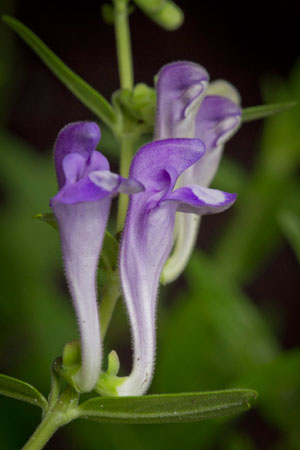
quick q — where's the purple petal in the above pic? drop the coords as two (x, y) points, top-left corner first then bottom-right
(155, 61), (209, 139)
(130, 138), (205, 191)
(54, 122), (104, 188)
(51, 176), (111, 204)
(195, 95), (241, 151)
(118, 192), (177, 396)
(84, 149), (110, 175)
(51, 199), (111, 392)
(162, 185), (237, 214)
(62, 153), (86, 186)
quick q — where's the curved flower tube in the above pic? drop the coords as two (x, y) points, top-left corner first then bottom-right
(117, 138), (237, 396)
(155, 61), (242, 283)
(50, 122), (143, 392)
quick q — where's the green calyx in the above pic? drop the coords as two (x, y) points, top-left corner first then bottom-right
(95, 351), (127, 397)
(53, 341), (82, 392)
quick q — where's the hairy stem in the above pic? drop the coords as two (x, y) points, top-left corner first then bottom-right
(99, 271), (121, 339)
(22, 386), (79, 450)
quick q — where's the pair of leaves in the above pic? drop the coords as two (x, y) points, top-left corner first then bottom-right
(0, 373), (256, 424)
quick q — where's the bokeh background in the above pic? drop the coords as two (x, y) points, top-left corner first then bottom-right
(1, 0), (300, 449)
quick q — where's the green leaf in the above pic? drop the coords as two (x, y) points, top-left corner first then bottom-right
(2, 15), (116, 129)
(278, 210), (300, 262)
(77, 389), (257, 424)
(33, 212), (58, 230)
(0, 373), (48, 410)
(242, 102), (296, 122)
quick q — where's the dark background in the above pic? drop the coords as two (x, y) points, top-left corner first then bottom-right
(5, 0), (299, 159)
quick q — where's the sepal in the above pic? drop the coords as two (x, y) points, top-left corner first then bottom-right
(53, 342), (82, 392)
(95, 351), (127, 397)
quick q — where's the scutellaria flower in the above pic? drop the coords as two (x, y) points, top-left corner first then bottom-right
(117, 138), (237, 396)
(50, 121), (143, 392)
(154, 61), (241, 283)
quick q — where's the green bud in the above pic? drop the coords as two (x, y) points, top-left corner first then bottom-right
(106, 350), (120, 376)
(133, 0), (184, 31)
(114, 83), (156, 129)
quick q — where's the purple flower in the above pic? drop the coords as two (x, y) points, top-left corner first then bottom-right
(50, 122), (143, 392)
(117, 138), (236, 396)
(154, 61), (241, 283)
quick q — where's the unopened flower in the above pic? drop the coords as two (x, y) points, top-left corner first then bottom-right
(50, 122), (142, 392)
(117, 138), (236, 396)
(155, 61), (241, 283)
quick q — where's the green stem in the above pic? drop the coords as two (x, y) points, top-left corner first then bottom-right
(22, 386), (79, 450)
(114, 0), (134, 91)
(22, 411), (68, 450)
(117, 133), (135, 231)
(47, 360), (61, 410)
(113, 0), (136, 231)
(99, 271), (121, 339)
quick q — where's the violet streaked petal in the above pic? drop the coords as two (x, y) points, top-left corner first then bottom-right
(117, 138), (206, 395)
(51, 199), (111, 392)
(155, 61), (209, 139)
(54, 122), (103, 188)
(162, 81), (241, 284)
(118, 194), (177, 396)
(195, 95), (241, 151)
(162, 185), (237, 214)
(129, 138), (205, 191)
